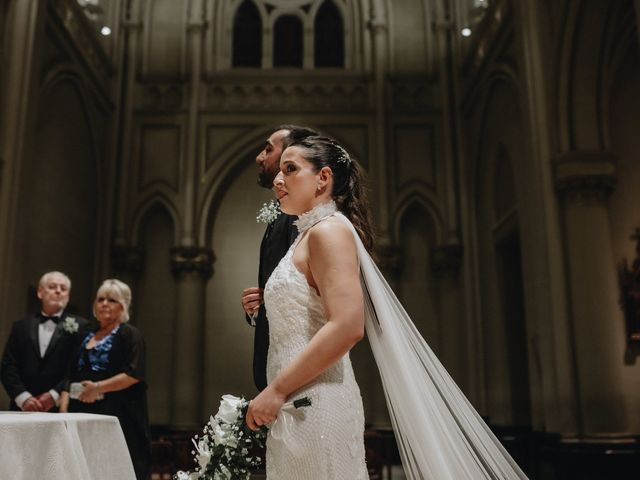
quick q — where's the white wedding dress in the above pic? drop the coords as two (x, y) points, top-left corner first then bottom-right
(264, 201), (528, 480)
(264, 205), (369, 480)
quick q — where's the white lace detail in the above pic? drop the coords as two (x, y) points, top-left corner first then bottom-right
(264, 207), (368, 480)
(293, 200), (338, 234)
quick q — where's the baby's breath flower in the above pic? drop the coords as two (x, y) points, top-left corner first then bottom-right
(256, 200), (281, 224)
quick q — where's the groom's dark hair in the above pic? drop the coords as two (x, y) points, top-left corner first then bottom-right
(277, 125), (319, 149)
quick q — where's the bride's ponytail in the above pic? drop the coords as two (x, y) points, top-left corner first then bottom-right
(288, 137), (374, 252)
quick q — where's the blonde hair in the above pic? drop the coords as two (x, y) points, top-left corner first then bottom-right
(93, 278), (132, 323)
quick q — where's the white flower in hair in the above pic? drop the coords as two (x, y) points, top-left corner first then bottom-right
(330, 140), (351, 165)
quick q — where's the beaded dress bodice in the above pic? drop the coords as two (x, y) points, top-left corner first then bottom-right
(263, 201), (368, 480)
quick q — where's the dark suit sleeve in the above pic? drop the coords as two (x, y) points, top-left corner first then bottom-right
(54, 317), (89, 394)
(0, 322), (28, 399)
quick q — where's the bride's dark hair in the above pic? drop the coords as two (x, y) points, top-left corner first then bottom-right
(288, 136), (374, 252)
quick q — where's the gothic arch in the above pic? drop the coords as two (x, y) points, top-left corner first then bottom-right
(198, 124), (365, 247)
(21, 66), (106, 308)
(555, 0), (625, 152)
(470, 67), (531, 425)
(392, 189), (444, 246)
(38, 66), (103, 196)
(198, 125), (283, 246)
(232, 0), (262, 67)
(599, 1), (638, 150)
(470, 66), (522, 219)
(130, 195), (180, 246)
(36, 67), (108, 243)
(209, 0), (368, 71)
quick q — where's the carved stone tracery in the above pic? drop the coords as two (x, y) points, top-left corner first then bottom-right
(554, 151), (617, 206)
(170, 246), (215, 279)
(204, 81), (369, 112)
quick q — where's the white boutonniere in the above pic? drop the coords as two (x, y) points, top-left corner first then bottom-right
(256, 200), (281, 224)
(62, 317), (79, 334)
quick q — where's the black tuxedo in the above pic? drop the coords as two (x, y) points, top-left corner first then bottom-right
(1, 312), (89, 410)
(250, 213), (298, 391)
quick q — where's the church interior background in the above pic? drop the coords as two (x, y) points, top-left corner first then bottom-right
(1, 0), (640, 478)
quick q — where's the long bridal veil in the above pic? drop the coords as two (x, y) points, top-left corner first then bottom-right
(337, 214), (528, 480)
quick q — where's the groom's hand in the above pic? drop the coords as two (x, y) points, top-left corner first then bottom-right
(242, 287), (264, 316)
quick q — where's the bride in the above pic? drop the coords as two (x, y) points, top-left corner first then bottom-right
(245, 136), (528, 480)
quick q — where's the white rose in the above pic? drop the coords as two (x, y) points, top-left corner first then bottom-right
(211, 422), (229, 445)
(215, 394), (242, 424)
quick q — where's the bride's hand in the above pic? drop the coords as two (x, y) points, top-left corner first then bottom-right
(246, 385), (286, 431)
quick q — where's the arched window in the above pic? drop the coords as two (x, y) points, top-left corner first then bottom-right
(232, 0), (262, 67)
(314, 0), (344, 67)
(273, 15), (303, 68)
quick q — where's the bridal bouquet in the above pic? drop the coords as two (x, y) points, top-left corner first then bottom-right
(175, 394), (311, 480)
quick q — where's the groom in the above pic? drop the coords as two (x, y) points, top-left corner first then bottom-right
(1, 271), (88, 411)
(241, 125), (317, 391)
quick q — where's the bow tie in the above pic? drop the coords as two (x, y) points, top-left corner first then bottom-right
(40, 315), (61, 324)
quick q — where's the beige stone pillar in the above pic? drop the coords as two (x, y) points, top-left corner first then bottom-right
(555, 151), (627, 434)
(368, 1), (390, 243)
(181, 0), (205, 247)
(113, 1), (141, 246)
(170, 246), (214, 429)
(431, 244), (467, 391)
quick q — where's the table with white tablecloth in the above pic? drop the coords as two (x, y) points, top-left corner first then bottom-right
(0, 412), (136, 480)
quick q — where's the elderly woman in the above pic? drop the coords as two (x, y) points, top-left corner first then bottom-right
(61, 279), (151, 480)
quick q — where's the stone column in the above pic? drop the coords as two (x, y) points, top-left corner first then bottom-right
(368, 1), (390, 243)
(170, 246), (214, 429)
(375, 244), (402, 292)
(111, 245), (144, 295)
(555, 151), (627, 434)
(113, 1), (141, 245)
(431, 243), (466, 390)
(181, 0), (205, 247)
(0, 0), (43, 330)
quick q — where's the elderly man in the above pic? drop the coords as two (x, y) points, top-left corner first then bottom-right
(1, 271), (88, 411)
(241, 125), (317, 391)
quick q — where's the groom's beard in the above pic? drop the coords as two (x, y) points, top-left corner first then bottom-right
(257, 169), (277, 188)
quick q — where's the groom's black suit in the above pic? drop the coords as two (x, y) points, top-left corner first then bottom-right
(1, 312), (89, 410)
(250, 213), (298, 391)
